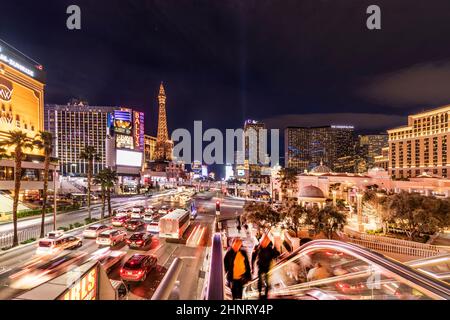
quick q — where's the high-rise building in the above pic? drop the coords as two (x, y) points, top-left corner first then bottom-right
(387, 105), (449, 178)
(243, 120), (270, 183)
(0, 39), (57, 202)
(44, 102), (116, 176)
(374, 146), (389, 170)
(359, 134), (388, 168)
(285, 125), (355, 172)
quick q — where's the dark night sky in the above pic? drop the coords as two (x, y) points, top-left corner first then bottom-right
(2, 0), (450, 137)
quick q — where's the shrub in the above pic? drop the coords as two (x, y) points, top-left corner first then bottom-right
(73, 222), (84, 228)
(20, 238), (36, 245)
(58, 226), (69, 232)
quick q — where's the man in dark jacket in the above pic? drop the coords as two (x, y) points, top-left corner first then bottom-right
(252, 233), (280, 299)
(224, 238), (251, 299)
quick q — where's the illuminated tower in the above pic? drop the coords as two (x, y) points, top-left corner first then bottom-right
(154, 82), (173, 161)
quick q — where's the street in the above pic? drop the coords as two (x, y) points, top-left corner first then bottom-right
(0, 191), (245, 300)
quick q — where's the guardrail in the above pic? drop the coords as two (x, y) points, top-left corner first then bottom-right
(151, 258), (184, 300)
(0, 221), (54, 249)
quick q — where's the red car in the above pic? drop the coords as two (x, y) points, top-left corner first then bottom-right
(112, 216), (129, 227)
(120, 254), (157, 282)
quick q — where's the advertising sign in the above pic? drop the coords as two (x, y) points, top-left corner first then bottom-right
(60, 267), (98, 300)
(116, 134), (134, 149)
(116, 149), (143, 167)
(114, 109), (132, 135)
(133, 111), (144, 151)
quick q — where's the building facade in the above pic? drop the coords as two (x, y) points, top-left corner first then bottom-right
(243, 120), (270, 183)
(144, 135), (157, 165)
(45, 101), (115, 176)
(387, 105), (449, 178)
(359, 134), (388, 168)
(0, 39), (57, 204)
(285, 125), (355, 173)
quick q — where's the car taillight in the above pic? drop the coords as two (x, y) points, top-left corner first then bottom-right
(126, 240), (131, 244)
(136, 240), (143, 244)
(136, 270), (143, 275)
(120, 268), (124, 274)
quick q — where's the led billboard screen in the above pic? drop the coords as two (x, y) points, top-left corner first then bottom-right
(116, 149), (143, 167)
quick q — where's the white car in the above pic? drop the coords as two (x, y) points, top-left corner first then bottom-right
(158, 205), (169, 215)
(82, 224), (111, 239)
(46, 230), (65, 239)
(143, 213), (153, 223)
(96, 229), (127, 247)
(146, 221), (160, 234)
(36, 235), (82, 255)
(130, 212), (143, 219)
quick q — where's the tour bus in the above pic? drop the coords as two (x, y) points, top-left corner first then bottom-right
(158, 209), (190, 239)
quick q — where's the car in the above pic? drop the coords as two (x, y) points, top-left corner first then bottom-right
(145, 206), (155, 214)
(115, 210), (129, 218)
(46, 230), (65, 239)
(126, 232), (153, 249)
(36, 235), (83, 255)
(9, 252), (88, 289)
(96, 229), (127, 247)
(158, 205), (169, 215)
(112, 215), (130, 227)
(124, 219), (145, 231)
(82, 224), (111, 238)
(146, 220), (160, 234)
(132, 206), (145, 213)
(143, 213), (153, 223)
(96, 250), (127, 273)
(120, 254), (157, 282)
(130, 212), (144, 219)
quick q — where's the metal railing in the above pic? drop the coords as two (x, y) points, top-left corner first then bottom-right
(0, 221), (54, 249)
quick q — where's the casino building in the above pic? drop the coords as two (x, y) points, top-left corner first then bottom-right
(0, 39), (58, 208)
(45, 102), (145, 194)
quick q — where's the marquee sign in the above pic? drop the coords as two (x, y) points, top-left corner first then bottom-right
(60, 267), (98, 300)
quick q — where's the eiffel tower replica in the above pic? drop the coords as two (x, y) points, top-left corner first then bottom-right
(149, 82), (173, 172)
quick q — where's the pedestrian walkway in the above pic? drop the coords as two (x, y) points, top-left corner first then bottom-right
(223, 219), (257, 261)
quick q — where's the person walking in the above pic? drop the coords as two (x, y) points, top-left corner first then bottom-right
(224, 238), (251, 300)
(252, 233), (280, 299)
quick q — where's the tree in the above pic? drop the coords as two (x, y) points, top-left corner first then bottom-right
(276, 167), (298, 200)
(305, 205), (347, 239)
(93, 171), (107, 220)
(103, 168), (118, 217)
(279, 199), (307, 237)
(34, 131), (54, 238)
(80, 146), (101, 220)
(243, 201), (280, 236)
(0, 130), (37, 247)
(380, 191), (448, 240)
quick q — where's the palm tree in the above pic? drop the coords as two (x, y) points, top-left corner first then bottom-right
(103, 168), (118, 217)
(93, 171), (107, 220)
(0, 130), (36, 247)
(80, 146), (101, 220)
(93, 168), (118, 219)
(34, 131), (54, 238)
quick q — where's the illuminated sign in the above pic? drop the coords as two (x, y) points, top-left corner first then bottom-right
(61, 267), (97, 300)
(116, 134), (134, 149)
(237, 169), (245, 176)
(331, 125), (354, 129)
(116, 149), (143, 167)
(0, 46), (35, 78)
(114, 109), (132, 135)
(0, 84), (12, 102)
(133, 111), (144, 151)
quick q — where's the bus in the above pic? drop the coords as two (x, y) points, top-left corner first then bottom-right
(158, 209), (190, 239)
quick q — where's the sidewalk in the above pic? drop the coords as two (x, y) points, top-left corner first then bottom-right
(223, 219), (257, 259)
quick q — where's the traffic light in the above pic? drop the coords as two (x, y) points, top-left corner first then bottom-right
(215, 200), (220, 212)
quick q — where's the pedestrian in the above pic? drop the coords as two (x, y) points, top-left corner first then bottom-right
(223, 238), (251, 300)
(251, 233), (280, 299)
(306, 262), (331, 282)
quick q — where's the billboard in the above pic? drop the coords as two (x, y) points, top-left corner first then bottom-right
(116, 134), (134, 149)
(133, 111), (144, 151)
(114, 109), (132, 135)
(60, 266), (97, 300)
(116, 149), (143, 167)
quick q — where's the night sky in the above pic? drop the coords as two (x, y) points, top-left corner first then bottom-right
(2, 0), (450, 137)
